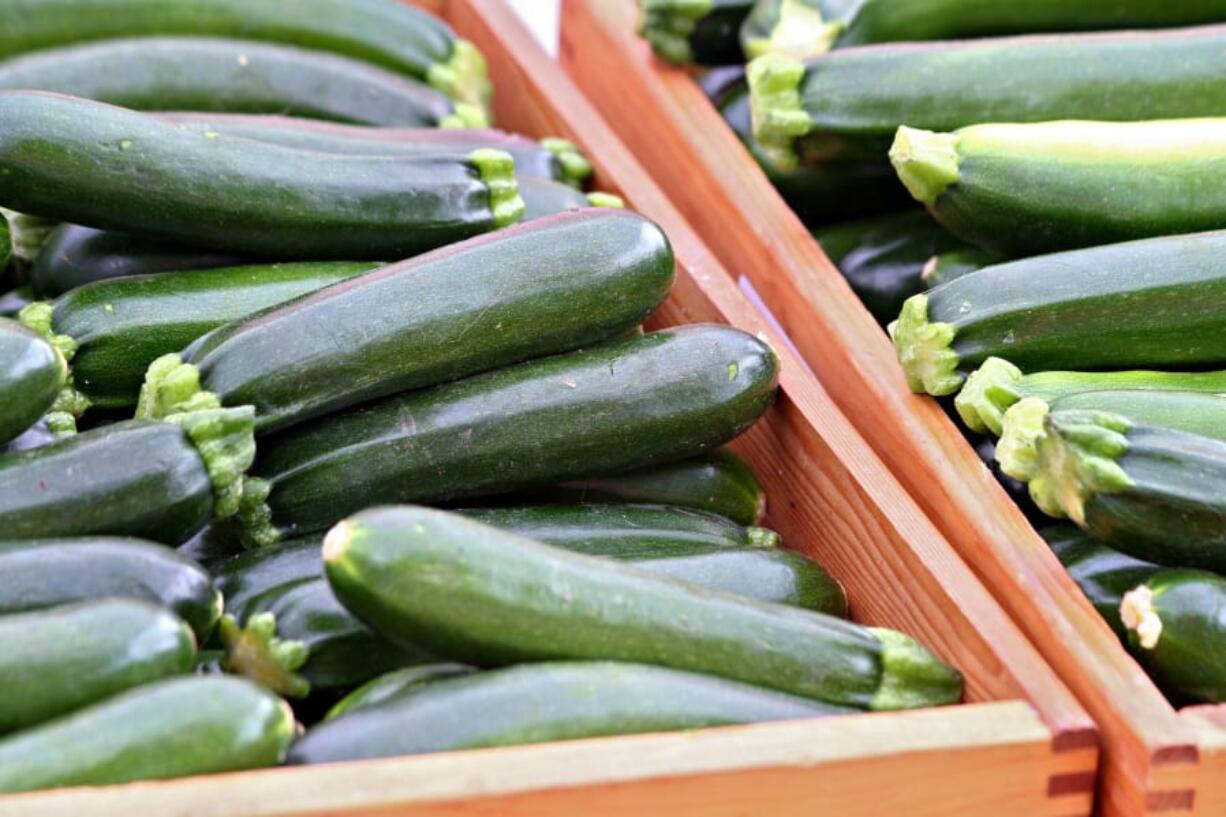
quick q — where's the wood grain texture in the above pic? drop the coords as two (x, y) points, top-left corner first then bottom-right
(555, 1), (1219, 814)
(0, 3), (1098, 816)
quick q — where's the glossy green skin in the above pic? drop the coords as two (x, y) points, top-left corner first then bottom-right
(814, 210), (965, 324)
(237, 578), (434, 690)
(519, 177), (591, 221)
(1077, 425), (1226, 572)
(192, 210), (673, 435)
(0, 317), (63, 444)
(31, 224), (250, 298)
(0, 419), (212, 544)
(0, 0), (456, 82)
(795, 27), (1226, 159)
(1043, 524), (1160, 640)
(0, 92), (499, 259)
(1049, 391), (1226, 444)
(837, 0), (1226, 47)
(928, 231), (1226, 374)
(0, 675), (294, 793)
(0, 37), (455, 126)
(0, 537), (221, 639)
(717, 70), (907, 222)
(289, 661), (850, 763)
(326, 507), (885, 707)
(922, 248), (1000, 288)
(531, 449), (766, 526)
(457, 503), (758, 552)
(325, 663), (475, 720)
(56, 261), (377, 409)
(1129, 569), (1226, 704)
(215, 537), (323, 615)
(0, 599), (195, 734)
(163, 115), (565, 182)
(256, 325), (779, 539)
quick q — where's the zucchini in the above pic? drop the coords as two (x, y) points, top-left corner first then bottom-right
(22, 261), (378, 412)
(160, 114), (590, 187)
(30, 224), (250, 298)
(999, 391), (1226, 483)
(215, 537), (324, 616)
(0, 414), (254, 545)
(226, 578), (435, 694)
(519, 177), (621, 221)
(0, 675), (294, 793)
(244, 324), (779, 546)
(740, 0), (1226, 59)
(138, 210), (672, 435)
(893, 119), (1226, 255)
(958, 358), (1226, 438)
(0, 419), (54, 454)
(0, 213), (10, 279)
(1044, 524), (1160, 641)
(920, 248), (1000, 289)
(0, 0), (489, 108)
(0, 317), (64, 444)
(324, 506), (962, 710)
(716, 68), (908, 223)
(0, 536), (221, 639)
(0, 37), (483, 128)
(638, 0), (752, 65)
(0, 599), (195, 734)
(0, 287), (33, 319)
(1120, 569), (1226, 704)
(747, 26), (1226, 170)
(813, 210), (967, 325)
(458, 503), (776, 553)
(890, 232), (1226, 396)
(324, 664), (476, 721)
(522, 448), (767, 526)
(1030, 412), (1226, 572)
(291, 661), (851, 764)
(0, 92), (520, 259)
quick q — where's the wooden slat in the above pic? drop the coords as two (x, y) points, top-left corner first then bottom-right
(555, 2), (1202, 814)
(0, 703), (1086, 817)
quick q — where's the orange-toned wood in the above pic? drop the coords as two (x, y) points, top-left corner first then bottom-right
(0, 3), (1097, 816)
(557, 2), (1219, 814)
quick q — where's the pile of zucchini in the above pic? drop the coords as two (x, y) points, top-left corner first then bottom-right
(640, 0), (1226, 708)
(0, 0), (960, 795)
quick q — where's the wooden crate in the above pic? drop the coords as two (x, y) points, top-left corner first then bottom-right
(0, 2), (1096, 815)
(557, 2), (1226, 815)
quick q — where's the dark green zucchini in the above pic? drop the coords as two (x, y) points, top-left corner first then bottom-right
(638, 0), (752, 65)
(244, 324), (779, 546)
(1044, 524), (1160, 641)
(519, 177), (621, 221)
(457, 503), (774, 553)
(748, 26), (1226, 171)
(0, 37), (483, 128)
(920, 248), (1000, 289)
(23, 261), (377, 412)
(0, 414), (254, 544)
(324, 506), (961, 710)
(716, 67), (908, 223)
(290, 660), (850, 764)
(891, 232), (1226, 396)
(740, 0), (1226, 59)
(998, 391), (1226, 484)
(139, 210), (672, 436)
(0, 0), (490, 108)
(0, 92), (520, 260)
(524, 448), (766, 526)
(894, 119), (1226, 255)
(0, 317), (64, 443)
(0, 599), (195, 733)
(325, 664), (476, 721)
(0, 675), (294, 793)
(1120, 568), (1226, 704)
(160, 114), (590, 187)
(0, 536), (221, 638)
(215, 537), (323, 615)
(813, 210), (967, 325)
(31, 224), (250, 298)
(1030, 412), (1226, 572)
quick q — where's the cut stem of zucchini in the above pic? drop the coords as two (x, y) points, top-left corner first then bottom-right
(887, 294), (959, 396)
(1029, 410), (1134, 522)
(219, 612), (310, 699)
(426, 40), (492, 113)
(746, 53), (812, 171)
